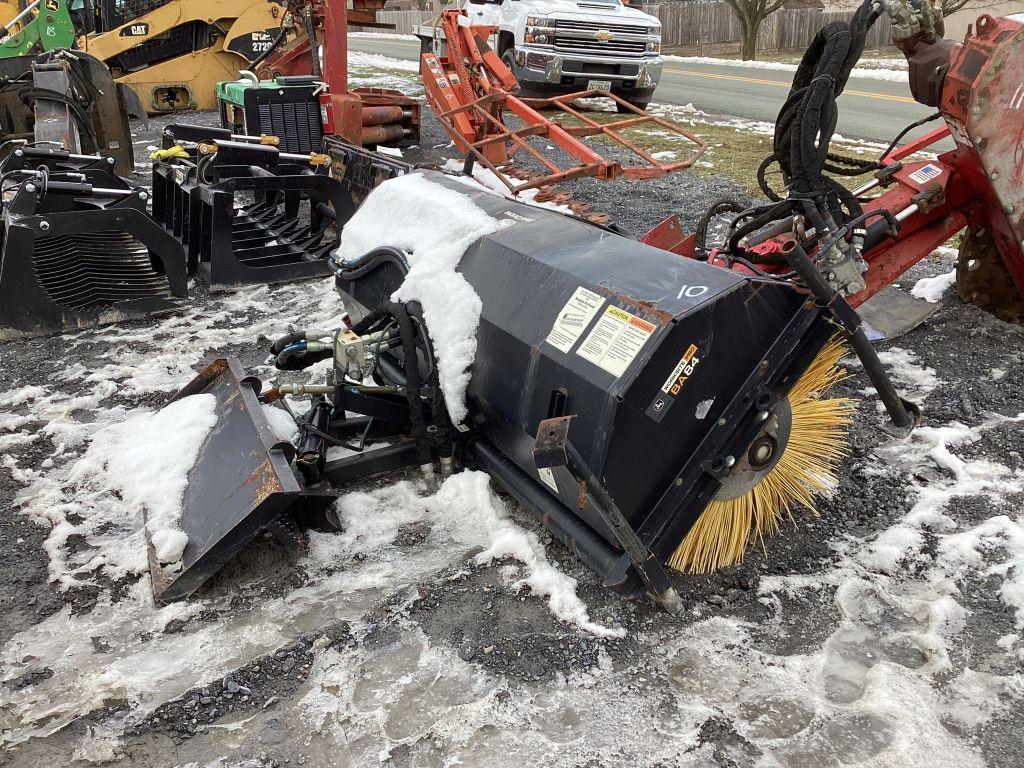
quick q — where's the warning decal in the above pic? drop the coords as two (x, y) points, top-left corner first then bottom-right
(538, 466), (559, 492)
(576, 305), (657, 377)
(546, 286), (605, 353)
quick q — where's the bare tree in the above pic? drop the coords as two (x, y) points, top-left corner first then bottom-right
(723, 0), (787, 60)
(940, 0), (975, 14)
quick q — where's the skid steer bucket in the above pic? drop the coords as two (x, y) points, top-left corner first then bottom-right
(0, 164), (188, 337)
(148, 358), (302, 604)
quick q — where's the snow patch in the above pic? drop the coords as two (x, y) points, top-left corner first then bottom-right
(911, 269), (956, 303)
(262, 403), (298, 443)
(876, 347), (941, 397)
(348, 51), (419, 73)
(69, 393), (218, 563)
(442, 158), (575, 216)
(332, 471), (620, 637)
(336, 173), (500, 424)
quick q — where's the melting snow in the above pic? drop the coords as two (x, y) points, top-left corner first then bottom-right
(912, 269), (957, 303)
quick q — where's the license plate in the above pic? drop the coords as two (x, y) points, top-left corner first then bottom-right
(587, 79), (613, 91)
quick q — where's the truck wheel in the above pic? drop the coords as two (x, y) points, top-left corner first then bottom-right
(616, 99), (649, 113)
(501, 49), (520, 81)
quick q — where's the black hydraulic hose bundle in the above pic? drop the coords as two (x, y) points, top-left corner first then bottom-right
(386, 300), (435, 470)
(249, 25), (290, 69)
(722, 0), (882, 264)
(706, 0), (918, 432)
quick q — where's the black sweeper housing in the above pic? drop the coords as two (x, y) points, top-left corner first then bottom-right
(334, 171), (834, 594)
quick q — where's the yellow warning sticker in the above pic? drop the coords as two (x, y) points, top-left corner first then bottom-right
(546, 286), (605, 353)
(576, 305), (657, 377)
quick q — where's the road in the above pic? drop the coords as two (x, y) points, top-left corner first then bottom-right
(349, 36), (942, 146)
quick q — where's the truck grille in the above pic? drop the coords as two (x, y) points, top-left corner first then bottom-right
(553, 37), (647, 57)
(552, 19), (648, 35)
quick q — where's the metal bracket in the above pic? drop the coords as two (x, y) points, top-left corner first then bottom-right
(532, 415), (573, 469)
(533, 416), (682, 613)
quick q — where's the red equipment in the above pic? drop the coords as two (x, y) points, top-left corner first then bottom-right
(253, 0), (419, 147)
(703, 13), (1024, 325)
(421, 9), (707, 193)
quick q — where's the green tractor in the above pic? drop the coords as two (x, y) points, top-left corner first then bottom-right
(0, 0), (78, 57)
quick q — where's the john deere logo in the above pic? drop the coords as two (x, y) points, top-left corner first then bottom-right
(595, 29), (614, 41)
(43, 0), (58, 10)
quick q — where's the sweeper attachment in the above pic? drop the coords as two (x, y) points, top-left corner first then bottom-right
(150, 123), (410, 288)
(148, 168), (861, 607)
(0, 144), (187, 337)
(149, 3), (1024, 607)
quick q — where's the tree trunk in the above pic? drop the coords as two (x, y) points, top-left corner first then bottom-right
(740, 17), (758, 60)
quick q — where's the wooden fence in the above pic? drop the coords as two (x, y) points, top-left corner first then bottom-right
(639, 3), (892, 52)
(355, 2), (895, 54)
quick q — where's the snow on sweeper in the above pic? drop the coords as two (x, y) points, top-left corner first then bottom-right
(145, 0), (1024, 609)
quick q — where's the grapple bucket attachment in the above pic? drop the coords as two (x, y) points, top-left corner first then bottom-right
(0, 157), (187, 338)
(148, 358), (302, 604)
(150, 126), (411, 288)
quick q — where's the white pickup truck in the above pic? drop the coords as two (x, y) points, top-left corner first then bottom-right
(416, 0), (663, 110)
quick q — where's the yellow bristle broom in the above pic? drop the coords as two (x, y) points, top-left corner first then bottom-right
(668, 338), (855, 573)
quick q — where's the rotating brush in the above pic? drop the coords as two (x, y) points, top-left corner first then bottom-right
(668, 339), (854, 573)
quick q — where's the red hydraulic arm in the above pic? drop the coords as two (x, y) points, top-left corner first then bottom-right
(705, 14), (1024, 317)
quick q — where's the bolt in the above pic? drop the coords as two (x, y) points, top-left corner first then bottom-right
(718, 418), (727, 426)
(14, 149), (22, 157)
(25, 183), (36, 193)
(139, 191), (148, 201)
(724, 455), (736, 468)
(757, 410), (769, 421)
(674, 478), (683, 486)
(107, 156), (115, 165)
(39, 220), (50, 231)
(974, 136), (983, 145)
(1005, 204), (1015, 215)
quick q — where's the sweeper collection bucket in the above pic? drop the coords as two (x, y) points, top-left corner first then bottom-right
(149, 358), (303, 604)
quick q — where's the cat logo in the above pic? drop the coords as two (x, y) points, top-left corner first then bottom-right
(595, 29), (614, 41)
(44, 0), (59, 10)
(120, 22), (149, 36)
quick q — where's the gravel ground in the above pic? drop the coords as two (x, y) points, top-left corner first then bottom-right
(1, 100), (1023, 768)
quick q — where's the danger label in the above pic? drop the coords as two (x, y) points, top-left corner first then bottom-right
(546, 286), (605, 353)
(576, 305), (657, 378)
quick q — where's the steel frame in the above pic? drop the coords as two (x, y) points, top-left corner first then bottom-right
(421, 9), (707, 194)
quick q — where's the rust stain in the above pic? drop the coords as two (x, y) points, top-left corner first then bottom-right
(591, 284), (674, 326)
(243, 458), (284, 507)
